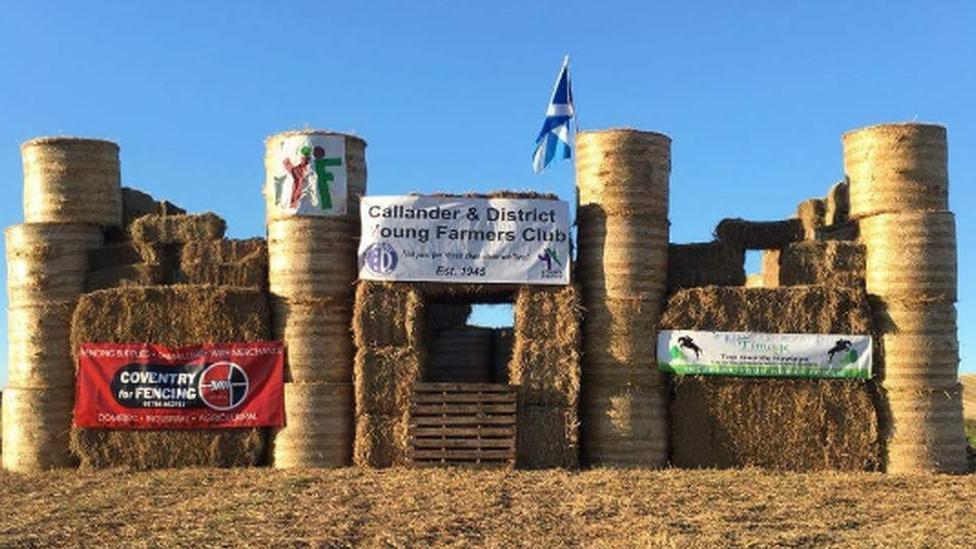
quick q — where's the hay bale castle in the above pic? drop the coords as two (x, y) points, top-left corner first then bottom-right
(0, 122), (968, 474)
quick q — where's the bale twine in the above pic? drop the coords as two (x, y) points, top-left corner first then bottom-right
(873, 299), (959, 389)
(21, 137), (122, 226)
(579, 382), (669, 468)
(884, 385), (968, 474)
(272, 382), (353, 468)
(6, 223), (102, 306)
(264, 130), (367, 222)
(7, 301), (76, 388)
(859, 212), (956, 301)
(1, 387), (75, 472)
(429, 326), (493, 383)
(843, 123), (948, 219)
(268, 217), (358, 299)
(575, 129), (670, 218)
(271, 297), (354, 383)
(576, 214), (669, 298)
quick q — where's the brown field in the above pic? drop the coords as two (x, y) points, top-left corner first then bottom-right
(1, 467), (974, 548)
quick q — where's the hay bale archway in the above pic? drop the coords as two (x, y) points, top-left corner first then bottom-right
(352, 280), (581, 469)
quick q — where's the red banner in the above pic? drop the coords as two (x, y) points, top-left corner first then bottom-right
(75, 342), (284, 429)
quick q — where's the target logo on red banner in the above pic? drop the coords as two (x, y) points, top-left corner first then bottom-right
(198, 362), (250, 411)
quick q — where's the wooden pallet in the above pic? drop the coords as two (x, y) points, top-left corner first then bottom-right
(408, 383), (517, 469)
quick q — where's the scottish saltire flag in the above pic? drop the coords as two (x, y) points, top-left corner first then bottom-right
(532, 56), (575, 174)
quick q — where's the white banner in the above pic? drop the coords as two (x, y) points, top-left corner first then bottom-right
(657, 330), (872, 379)
(358, 196), (571, 285)
(267, 134), (347, 217)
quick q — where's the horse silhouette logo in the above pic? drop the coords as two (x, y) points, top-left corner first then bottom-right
(677, 336), (702, 359)
(827, 339), (853, 362)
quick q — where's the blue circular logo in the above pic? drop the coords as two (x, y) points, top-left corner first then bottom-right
(363, 242), (398, 275)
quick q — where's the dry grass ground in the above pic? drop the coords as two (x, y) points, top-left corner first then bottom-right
(0, 467), (974, 549)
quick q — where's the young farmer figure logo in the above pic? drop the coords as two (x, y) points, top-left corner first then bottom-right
(538, 247), (564, 279)
(271, 135), (347, 216)
(198, 362), (250, 411)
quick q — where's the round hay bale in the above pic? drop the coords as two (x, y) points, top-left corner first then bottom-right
(21, 137), (122, 225)
(859, 212), (956, 301)
(268, 217), (358, 299)
(884, 385), (968, 474)
(579, 382), (669, 468)
(429, 326), (493, 383)
(271, 297), (354, 383)
(264, 130), (367, 222)
(576, 214), (668, 298)
(271, 382), (353, 468)
(7, 301), (76, 388)
(5, 223), (103, 306)
(582, 297), (664, 387)
(843, 123), (948, 219)
(575, 129), (670, 218)
(873, 299), (958, 389)
(1, 387), (75, 472)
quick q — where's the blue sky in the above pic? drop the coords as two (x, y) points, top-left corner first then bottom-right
(1, 1), (973, 384)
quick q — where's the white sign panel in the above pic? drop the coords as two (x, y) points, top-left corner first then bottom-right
(267, 134), (347, 217)
(657, 330), (872, 379)
(358, 195), (571, 285)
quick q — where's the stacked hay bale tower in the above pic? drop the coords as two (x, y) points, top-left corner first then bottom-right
(2, 137), (116, 471)
(844, 122), (968, 473)
(265, 130), (367, 468)
(575, 129), (670, 467)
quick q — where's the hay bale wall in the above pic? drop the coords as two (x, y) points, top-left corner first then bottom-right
(179, 238), (267, 289)
(21, 137), (122, 226)
(575, 129), (670, 468)
(671, 377), (879, 471)
(661, 286), (880, 471)
(69, 285), (270, 468)
(843, 123), (948, 219)
(667, 242), (745, 292)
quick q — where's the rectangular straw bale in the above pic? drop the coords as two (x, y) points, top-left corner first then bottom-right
(69, 285), (271, 468)
(121, 187), (158, 228)
(179, 239), (268, 289)
(714, 218), (804, 250)
(761, 250), (781, 288)
(660, 286), (874, 335)
(796, 198), (827, 241)
(353, 347), (423, 415)
(130, 212), (226, 245)
(510, 286), (581, 406)
(87, 243), (143, 270)
(816, 221), (859, 241)
(671, 376), (880, 471)
(354, 412), (409, 467)
(667, 242), (746, 291)
(70, 429), (266, 469)
(353, 282), (425, 348)
(775, 241), (865, 288)
(517, 404), (579, 469)
(825, 181), (850, 226)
